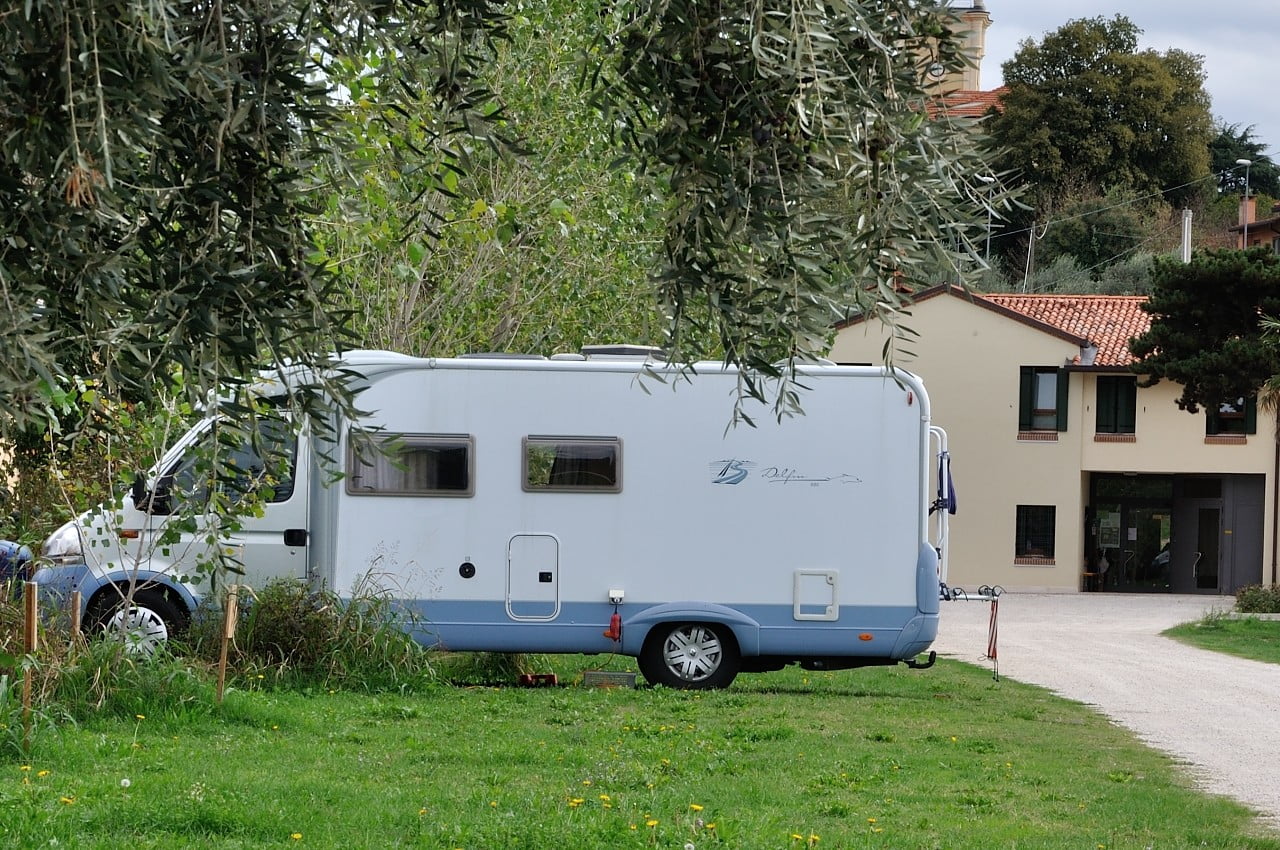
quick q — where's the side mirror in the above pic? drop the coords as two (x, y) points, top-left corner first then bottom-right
(130, 473), (148, 508)
(131, 473), (174, 515)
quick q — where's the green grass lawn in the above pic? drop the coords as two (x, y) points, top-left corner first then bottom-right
(1163, 615), (1280, 665)
(3, 656), (1276, 849)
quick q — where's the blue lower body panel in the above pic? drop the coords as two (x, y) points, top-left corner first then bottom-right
(397, 599), (938, 662)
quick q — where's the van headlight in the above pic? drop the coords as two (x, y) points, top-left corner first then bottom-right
(42, 521), (84, 564)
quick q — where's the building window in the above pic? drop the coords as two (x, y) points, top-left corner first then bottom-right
(1015, 505), (1056, 561)
(1272, 236), (1280, 255)
(1095, 376), (1137, 434)
(346, 433), (474, 497)
(524, 436), (622, 492)
(1019, 367), (1068, 432)
(1206, 397), (1256, 436)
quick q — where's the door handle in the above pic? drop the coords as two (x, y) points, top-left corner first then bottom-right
(284, 529), (308, 547)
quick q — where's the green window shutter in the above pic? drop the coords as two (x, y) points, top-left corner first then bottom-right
(1056, 368), (1070, 431)
(1118, 378), (1136, 433)
(1096, 378), (1116, 433)
(1018, 367), (1034, 430)
(1246, 397), (1258, 434)
(1206, 406), (1220, 435)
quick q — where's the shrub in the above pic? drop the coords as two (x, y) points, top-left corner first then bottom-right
(1234, 584), (1280, 614)
(196, 576), (439, 692)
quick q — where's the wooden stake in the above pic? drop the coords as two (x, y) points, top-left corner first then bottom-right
(69, 589), (82, 642)
(216, 585), (239, 704)
(22, 581), (38, 755)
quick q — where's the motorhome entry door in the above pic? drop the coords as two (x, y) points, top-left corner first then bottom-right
(507, 534), (560, 620)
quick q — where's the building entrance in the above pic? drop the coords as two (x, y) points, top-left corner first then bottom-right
(1087, 473), (1263, 595)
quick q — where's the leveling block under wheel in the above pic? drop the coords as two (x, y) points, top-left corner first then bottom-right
(516, 673), (558, 687)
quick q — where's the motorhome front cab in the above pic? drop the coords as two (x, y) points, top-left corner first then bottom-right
(39, 351), (951, 689)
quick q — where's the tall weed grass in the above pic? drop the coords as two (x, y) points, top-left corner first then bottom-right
(188, 576), (438, 693)
(0, 573), (443, 755)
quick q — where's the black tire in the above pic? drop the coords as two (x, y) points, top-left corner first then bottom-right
(90, 589), (188, 656)
(638, 622), (740, 689)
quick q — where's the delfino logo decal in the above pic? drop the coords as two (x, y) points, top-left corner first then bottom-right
(710, 460), (862, 487)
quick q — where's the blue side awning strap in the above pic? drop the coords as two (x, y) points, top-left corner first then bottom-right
(931, 451), (957, 515)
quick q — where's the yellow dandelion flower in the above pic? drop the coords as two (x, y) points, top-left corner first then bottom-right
(809, 835), (820, 844)
(418, 808), (427, 816)
(873, 828), (883, 834)
(582, 779), (592, 786)
(630, 824), (638, 831)
(37, 770), (50, 778)
(950, 736), (957, 743)
(135, 714), (145, 720)
(291, 833), (302, 841)
(867, 818), (877, 824)
(59, 796), (75, 805)
(646, 819), (659, 828)
(19, 765), (30, 771)
(705, 823), (716, 830)
(791, 834), (803, 841)
(690, 803), (703, 812)
(599, 794), (611, 802)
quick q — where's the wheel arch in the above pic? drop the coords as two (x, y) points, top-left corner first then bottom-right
(84, 572), (198, 624)
(622, 602), (759, 657)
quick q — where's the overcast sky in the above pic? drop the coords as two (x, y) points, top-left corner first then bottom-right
(974, 1), (1279, 160)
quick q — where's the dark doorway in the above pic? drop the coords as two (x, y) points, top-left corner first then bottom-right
(1089, 475), (1172, 592)
(1089, 474), (1263, 595)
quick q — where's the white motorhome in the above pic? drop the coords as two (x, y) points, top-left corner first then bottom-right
(38, 349), (952, 688)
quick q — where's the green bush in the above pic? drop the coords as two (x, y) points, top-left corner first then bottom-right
(1234, 583), (1280, 614)
(197, 577), (440, 693)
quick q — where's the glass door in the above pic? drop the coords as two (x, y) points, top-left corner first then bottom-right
(1194, 507), (1221, 591)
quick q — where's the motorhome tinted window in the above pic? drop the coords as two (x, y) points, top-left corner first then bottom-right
(523, 437), (621, 492)
(347, 434), (473, 497)
(160, 418), (296, 513)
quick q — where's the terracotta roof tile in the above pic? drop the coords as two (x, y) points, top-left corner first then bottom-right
(928, 86), (1008, 119)
(977, 293), (1150, 367)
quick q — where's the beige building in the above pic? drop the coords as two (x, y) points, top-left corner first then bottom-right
(833, 287), (1276, 596)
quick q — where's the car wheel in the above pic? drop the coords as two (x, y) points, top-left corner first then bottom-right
(92, 589), (187, 656)
(638, 622), (739, 689)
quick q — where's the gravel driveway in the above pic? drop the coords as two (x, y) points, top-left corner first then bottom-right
(932, 592), (1280, 828)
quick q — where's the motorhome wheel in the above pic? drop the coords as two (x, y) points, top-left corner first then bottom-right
(91, 590), (187, 656)
(639, 622), (739, 689)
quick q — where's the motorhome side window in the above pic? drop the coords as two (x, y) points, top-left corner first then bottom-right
(523, 436), (621, 492)
(157, 419), (296, 513)
(347, 433), (474, 497)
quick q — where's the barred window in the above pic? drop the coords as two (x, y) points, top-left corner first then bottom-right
(1015, 505), (1056, 560)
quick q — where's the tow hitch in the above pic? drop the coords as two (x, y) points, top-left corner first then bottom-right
(904, 650), (936, 670)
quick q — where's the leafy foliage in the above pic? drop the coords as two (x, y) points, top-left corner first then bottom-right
(191, 578), (437, 692)
(985, 15), (1213, 267)
(1212, 123), (1280, 198)
(314, 0), (668, 356)
(592, 1), (1006, 415)
(1130, 248), (1280, 412)
(1235, 584), (1280, 615)
(1036, 192), (1154, 279)
(0, 0), (514, 444)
